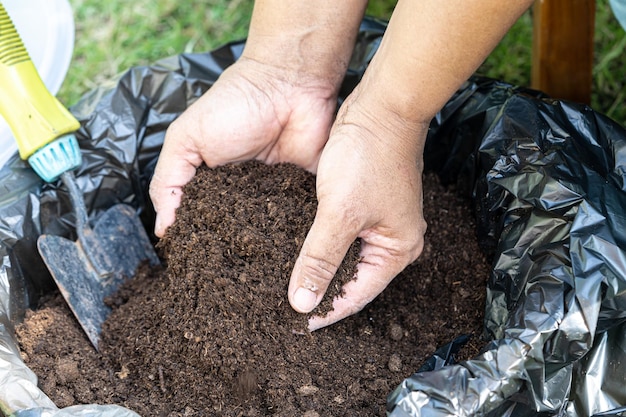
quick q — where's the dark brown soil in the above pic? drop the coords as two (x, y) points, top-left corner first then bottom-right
(16, 162), (491, 416)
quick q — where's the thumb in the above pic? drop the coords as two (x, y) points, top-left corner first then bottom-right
(149, 128), (203, 237)
(288, 207), (360, 313)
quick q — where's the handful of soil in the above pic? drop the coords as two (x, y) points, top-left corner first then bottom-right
(17, 161), (490, 417)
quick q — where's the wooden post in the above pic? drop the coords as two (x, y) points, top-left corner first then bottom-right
(531, 0), (596, 104)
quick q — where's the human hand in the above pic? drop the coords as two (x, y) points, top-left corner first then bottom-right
(149, 58), (339, 237)
(287, 86), (429, 331)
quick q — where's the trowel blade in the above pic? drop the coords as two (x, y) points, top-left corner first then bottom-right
(38, 233), (110, 349)
(37, 204), (159, 350)
(92, 204), (160, 278)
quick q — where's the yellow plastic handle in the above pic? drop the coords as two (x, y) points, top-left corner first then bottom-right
(0, 3), (80, 160)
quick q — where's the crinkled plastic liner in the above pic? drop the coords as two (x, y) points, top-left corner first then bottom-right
(388, 80), (626, 417)
(0, 17), (625, 417)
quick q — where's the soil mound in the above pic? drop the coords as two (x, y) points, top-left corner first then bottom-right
(17, 162), (490, 416)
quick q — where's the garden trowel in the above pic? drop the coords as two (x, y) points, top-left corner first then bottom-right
(0, 3), (159, 350)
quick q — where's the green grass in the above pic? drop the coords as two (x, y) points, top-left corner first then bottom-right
(62, 0), (254, 104)
(62, 0), (625, 126)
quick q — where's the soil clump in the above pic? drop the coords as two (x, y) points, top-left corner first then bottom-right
(17, 162), (491, 416)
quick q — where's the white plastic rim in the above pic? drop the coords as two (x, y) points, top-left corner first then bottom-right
(0, 0), (75, 168)
(610, 0), (626, 30)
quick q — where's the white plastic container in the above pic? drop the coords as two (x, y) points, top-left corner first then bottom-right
(0, 0), (75, 168)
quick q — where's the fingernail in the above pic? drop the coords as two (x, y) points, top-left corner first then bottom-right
(293, 287), (317, 312)
(154, 214), (164, 237)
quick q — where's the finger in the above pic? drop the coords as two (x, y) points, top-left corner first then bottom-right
(308, 236), (422, 331)
(149, 126), (203, 237)
(307, 272), (388, 331)
(288, 206), (361, 313)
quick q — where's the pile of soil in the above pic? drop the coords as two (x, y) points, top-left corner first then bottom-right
(16, 162), (492, 416)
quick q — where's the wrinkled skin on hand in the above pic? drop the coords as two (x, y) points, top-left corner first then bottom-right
(149, 57), (338, 237)
(288, 86), (427, 330)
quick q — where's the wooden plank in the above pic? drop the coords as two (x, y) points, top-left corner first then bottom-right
(531, 0), (596, 104)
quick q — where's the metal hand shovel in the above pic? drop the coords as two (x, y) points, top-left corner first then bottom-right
(0, 3), (159, 350)
(38, 172), (159, 349)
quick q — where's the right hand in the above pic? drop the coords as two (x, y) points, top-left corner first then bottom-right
(287, 84), (429, 330)
(149, 57), (339, 237)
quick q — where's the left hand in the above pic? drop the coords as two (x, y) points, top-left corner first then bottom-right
(149, 58), (338, 237)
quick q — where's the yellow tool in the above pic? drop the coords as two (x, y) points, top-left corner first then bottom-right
(0, 3), (80, 181)
(0, 3), (158, 350)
